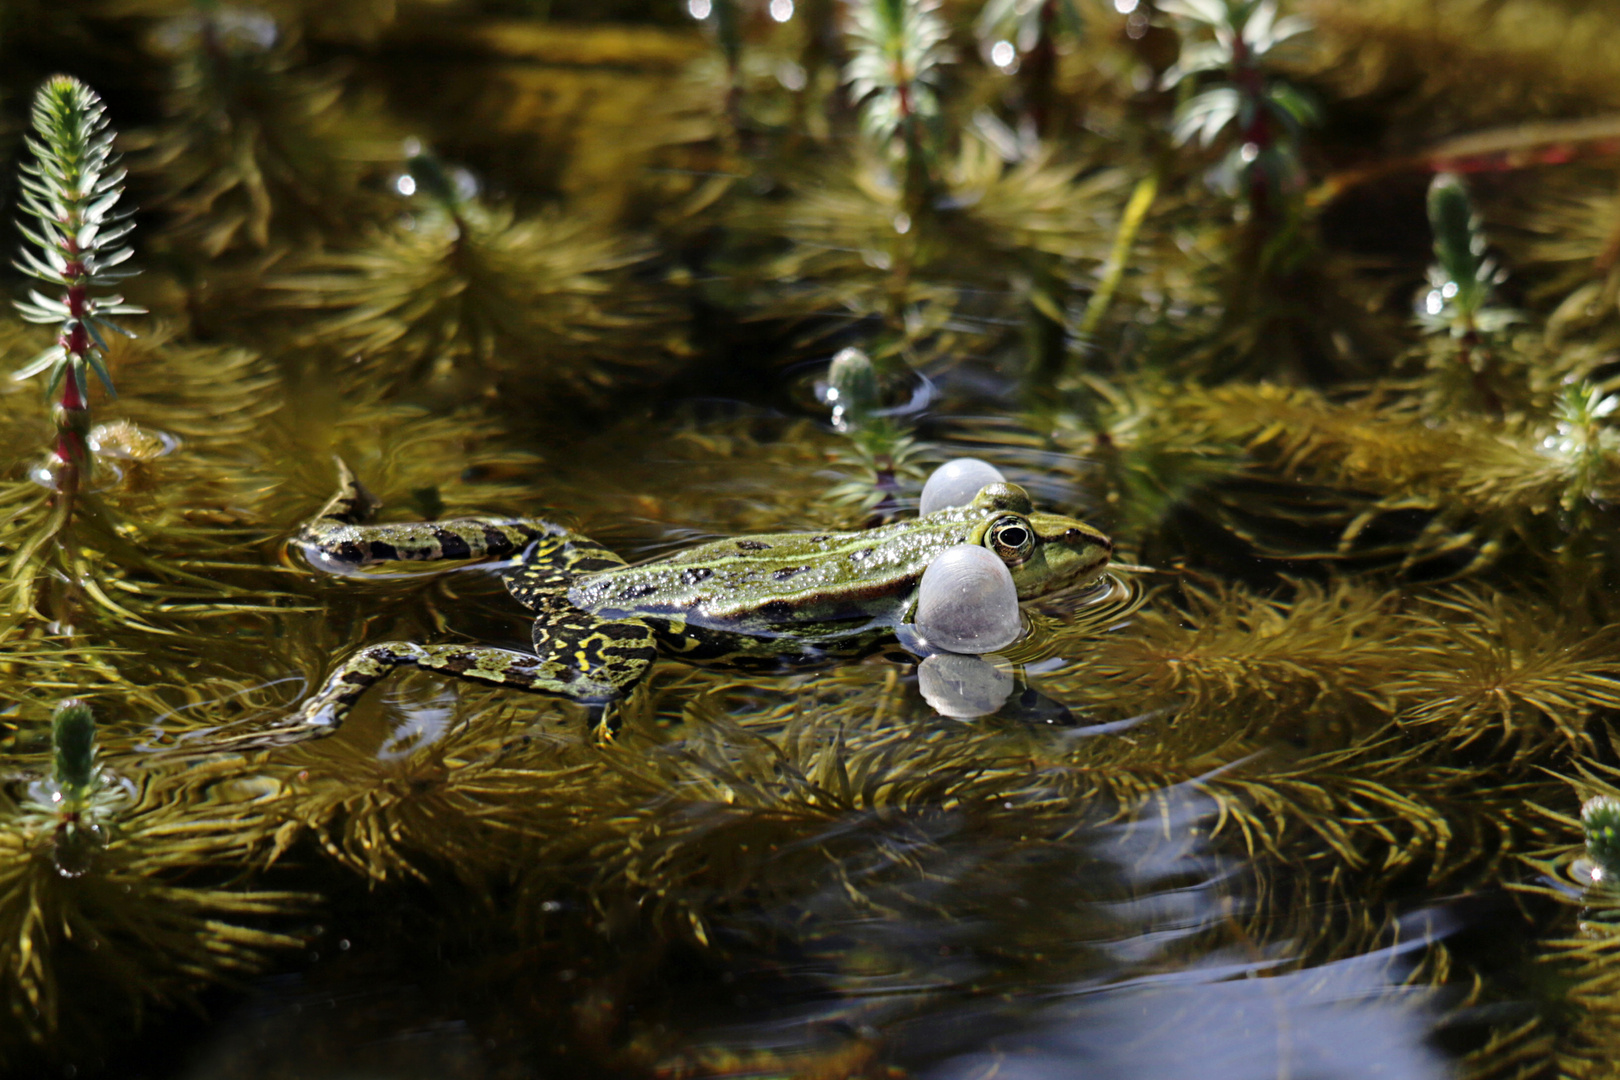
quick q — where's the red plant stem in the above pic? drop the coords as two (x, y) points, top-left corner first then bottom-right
(57, 234), (90, 465)
(1025, 0), (1059, 136)
(1229, 34), (1276, 221)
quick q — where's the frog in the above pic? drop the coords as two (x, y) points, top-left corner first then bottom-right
(287, 461), (1112, 739)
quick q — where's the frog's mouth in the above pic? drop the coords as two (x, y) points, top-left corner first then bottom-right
(1056, 553), (1111, 593)
(1014, 545), (1112, 599)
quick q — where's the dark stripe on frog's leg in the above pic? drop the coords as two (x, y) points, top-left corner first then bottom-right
(296, 633), (652, 737)
(503, 531), (627, 607)
(529, 595), (657, 697)
(296, 458), (568, 569)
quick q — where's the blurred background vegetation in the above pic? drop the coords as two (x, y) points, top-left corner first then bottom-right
(4, 0), (1620, 1076)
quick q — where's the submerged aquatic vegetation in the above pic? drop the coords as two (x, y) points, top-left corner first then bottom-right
(10, 0), (1620, 1075)
(261, 686), (598, 886)
(270, 153), (677, 402)
(0, 743), (308, 1062)
(129, 11), (399, 257)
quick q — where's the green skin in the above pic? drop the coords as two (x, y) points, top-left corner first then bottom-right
(287, 462), (1111, 740)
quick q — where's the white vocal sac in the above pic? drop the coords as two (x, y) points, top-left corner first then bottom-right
(920, 458), (1005, 515)
(914, 544), (1023, 654)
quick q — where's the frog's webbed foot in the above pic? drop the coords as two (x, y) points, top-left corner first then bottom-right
(296, 458), (569, 570)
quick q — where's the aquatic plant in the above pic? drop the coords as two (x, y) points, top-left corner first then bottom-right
(1413, 173), (1524, 413)
(975, 0), (1088, 135)
(844, 0), (952, 214)
(1162, 0), (1316, 215)
(48, 699), (97, 809)
(261, 687), (597, 886)
(12, 76), (143, 496)
(0, 700), (309, 1063)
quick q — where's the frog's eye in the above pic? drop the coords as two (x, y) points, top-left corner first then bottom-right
(987, 516), (1035, 564)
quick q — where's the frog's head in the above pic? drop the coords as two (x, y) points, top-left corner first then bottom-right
(967, 483), (1112, 599)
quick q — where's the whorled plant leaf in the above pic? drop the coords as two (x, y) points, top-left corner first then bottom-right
(268, 199), (682, 403)
(126, 15), (400, 256)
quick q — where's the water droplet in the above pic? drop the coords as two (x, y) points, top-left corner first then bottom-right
(777, 61), (807, 91)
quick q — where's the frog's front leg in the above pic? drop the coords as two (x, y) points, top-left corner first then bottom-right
(296, 458), (567, 569)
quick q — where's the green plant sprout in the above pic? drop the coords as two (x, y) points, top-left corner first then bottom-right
(45, 698), (105, 877)
(1421, 173), (1520, 339)
(820, 346), (929, 517)
(50, 698), (97, 807)
(12, 76), (143, 491)
(1583, 795), (1620, 884)
(1547, 383), (1619, 515)
(1417, 173), (1523, 412)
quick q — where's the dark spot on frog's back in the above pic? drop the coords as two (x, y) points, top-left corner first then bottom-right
(436, 531), (472, 559)
(850, 547), (874, 562)
(367, 540), (401, 561)
(618, 583), (658, 600)
(736, 539), (771, 551)
(681, 566), (713, 585)
(772, 566), (808, 580)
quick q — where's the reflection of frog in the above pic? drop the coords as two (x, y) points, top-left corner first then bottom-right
(290, 462), (1111, 736)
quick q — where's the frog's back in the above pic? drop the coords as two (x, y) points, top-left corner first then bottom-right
(567, 513), (977, 633)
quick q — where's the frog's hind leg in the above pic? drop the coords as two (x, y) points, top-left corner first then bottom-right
(294, 614), (656, 740)
(528, 594), (656, 698)
(297, 458), (569, 570)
